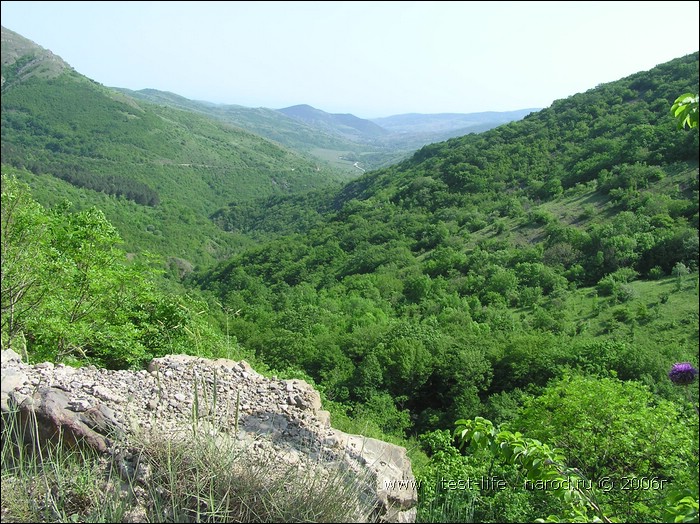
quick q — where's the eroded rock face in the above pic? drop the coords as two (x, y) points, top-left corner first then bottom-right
(1, 350), (417, 522)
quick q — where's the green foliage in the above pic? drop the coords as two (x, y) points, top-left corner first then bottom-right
(417, 426), (546, 523)
(453, 408), (699, 523)
(118, 88), (413, 172)
(1, 173), (52, 351)
(2, 40), (699, 524)
(0, 175), (235, 368)
(511, 373), (699, 522)
(453, 417), (601, 523)
(663, 488), (700, 523)
(1, 70), (350, 266)
(671, 93), (700, 129)
(197, 54), (699, 440)
(416, 429), (479, 523)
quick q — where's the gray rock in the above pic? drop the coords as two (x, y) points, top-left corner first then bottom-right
(0, 351), (417, 522)
(1, 348), (22, 364)
(1, 366), (28, 411)
(68, 398), (91, 412)
(92, 385), (123, 403)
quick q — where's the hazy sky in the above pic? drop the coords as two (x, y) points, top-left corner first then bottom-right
(2, 1), (698, 118)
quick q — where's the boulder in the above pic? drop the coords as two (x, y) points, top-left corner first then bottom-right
(1, 350), (417, 522)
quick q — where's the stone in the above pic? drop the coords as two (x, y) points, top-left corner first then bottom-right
(68, 398), (91, 412)
(1, 348), (22, 364)
(0, 350), (417, 522)
(92, 385), (123, 403)
(1, 367), (28, 411)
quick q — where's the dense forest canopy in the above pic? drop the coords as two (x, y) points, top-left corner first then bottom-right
(196, 53), (700, 521)
(201, 54), (698, 424)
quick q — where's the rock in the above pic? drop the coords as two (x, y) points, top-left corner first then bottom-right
(1, 367), (27, 412)
(68, 398), (91, 412)
(92, 385), (123, 403)
(0, 350), (417, 522)
(1, 348), (22, 364)
(13, 387), (116, 453)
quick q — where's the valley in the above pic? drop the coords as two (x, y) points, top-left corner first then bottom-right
(1, 22), (698, 523)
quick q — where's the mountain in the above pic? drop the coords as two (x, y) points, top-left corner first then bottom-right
(2, 23), (698, 521)
(334, 53), (699, 214)
(111, 88), (356, 154)
(114, 92), (538, 173)
(1, 25), (73, 87)
(275, 104), (543, 159)
(113, 88), (400, 172)
(0, 25), (354, 267)
(278, 104), (389, 140)
(371, 109), (540, 135)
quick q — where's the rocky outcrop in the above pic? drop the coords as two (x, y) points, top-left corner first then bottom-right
(1, 25), (74, 87)
(1, 349), (417, 522)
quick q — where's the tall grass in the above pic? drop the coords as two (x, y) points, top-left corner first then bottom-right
(1, 404), (130, 522)
(1, 397), (378, 523)
(137, 426), (375, 523)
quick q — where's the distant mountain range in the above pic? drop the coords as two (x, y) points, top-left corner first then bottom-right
(0, 22), (538, 264)
(113, 87), (395, 169)
(118, 88), (539, 171)
(277, 104), (389, 140)
(371, 109), (541, 134)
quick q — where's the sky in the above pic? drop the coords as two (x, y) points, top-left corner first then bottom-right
(1, 1), (698, 118)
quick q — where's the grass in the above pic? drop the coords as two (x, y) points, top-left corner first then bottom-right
(1, 397), (378, 523)
(558, 273), (699, 341)
(474, 165), (698, 250)
(1, 405), (130, 522)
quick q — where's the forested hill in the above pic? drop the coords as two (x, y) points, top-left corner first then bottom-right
(212, 52), (698, 281)
(198, 55), (699, 520)
(277, 104), (389, 139)
(335, 52), (698, 212)
(201, 51), (698, 431)
(0, 25), (352, 266)
(113, 88), (387, 159)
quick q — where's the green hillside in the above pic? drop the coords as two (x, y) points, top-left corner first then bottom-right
(200, 51), (699, 432)
(116, 89), (539, 173)
(196, 55), (699, 521)
(277, 104), (389, 139)
(0, 25), (352, 267)
(113, 87), (395, 170)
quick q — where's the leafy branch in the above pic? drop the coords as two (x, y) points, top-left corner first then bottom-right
(671, 93), (699, 129)
(454, 416), (611, 523)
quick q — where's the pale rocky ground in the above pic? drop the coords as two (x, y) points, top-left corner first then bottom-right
(1, 349), (417, 522)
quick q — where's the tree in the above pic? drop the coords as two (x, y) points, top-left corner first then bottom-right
(1, 175), (228, 368)
(1, 176), (52, 352)
(510, 373), (698, 522)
